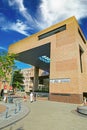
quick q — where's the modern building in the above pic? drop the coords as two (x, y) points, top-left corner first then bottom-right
(9, 16), (87, 104)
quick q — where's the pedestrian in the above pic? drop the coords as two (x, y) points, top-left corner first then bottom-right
(30, 92), (34, 103)
(83, 97), (86, 105)
(3, 95), (7, 103)
(34, 92), (37, 101)
(23, 93), (27, 102)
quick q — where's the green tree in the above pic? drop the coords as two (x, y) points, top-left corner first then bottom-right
(0, 51), (16, 83)
(12, 70), (24, 91)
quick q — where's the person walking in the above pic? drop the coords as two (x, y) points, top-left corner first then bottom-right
(23, 93), (27, 102)
(83, 97), (87, 105)
(30, 92), (34, 103)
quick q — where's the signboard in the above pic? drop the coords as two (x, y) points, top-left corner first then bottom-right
(50, 78), (70, 83)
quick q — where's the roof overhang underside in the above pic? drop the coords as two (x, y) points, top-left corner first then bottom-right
(16, 43), (50, 72)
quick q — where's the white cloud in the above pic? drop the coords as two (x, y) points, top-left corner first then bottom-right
(0, 46), (7, 51)
(39, 0), (87, 28)
(8, 0), (25, 11)
(0, 15), (30, 36)
(2, 0), (87, 35)
(10, 19), (30, 36)
(8, 0), (34, 24)
(0, 0), (34, 36)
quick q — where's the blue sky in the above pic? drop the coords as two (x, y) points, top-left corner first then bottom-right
(0, 0), (87, 69)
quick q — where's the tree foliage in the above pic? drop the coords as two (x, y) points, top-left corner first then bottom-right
(0, 51), (17, 82)
(12, 70), (24, 90)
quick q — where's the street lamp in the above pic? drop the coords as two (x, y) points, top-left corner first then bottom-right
(2, 80), (8, 94)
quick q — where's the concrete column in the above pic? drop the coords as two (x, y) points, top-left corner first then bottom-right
(33, 67), (39, 91)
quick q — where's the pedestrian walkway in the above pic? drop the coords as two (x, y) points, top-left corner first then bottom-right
(0, 104), (6, 113)
(1, 100), (87, 130)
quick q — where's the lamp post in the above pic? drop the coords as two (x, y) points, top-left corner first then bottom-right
(3, 80), (8, 94)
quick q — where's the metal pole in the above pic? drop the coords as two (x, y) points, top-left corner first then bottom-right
(5, 107), (9, 118)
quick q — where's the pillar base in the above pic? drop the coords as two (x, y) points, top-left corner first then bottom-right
(49, 93), (83, 104)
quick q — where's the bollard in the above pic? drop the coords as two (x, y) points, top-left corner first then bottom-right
(5, 107), (9, 118)
(14, 108), (17, 114)
(18, 102), (21, 111)
(14, 107), (17, 114)
(14, 102), (17, 114)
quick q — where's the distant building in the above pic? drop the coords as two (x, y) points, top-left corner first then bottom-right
(21, 67), (33, 92)
(21, 67), (49, 92)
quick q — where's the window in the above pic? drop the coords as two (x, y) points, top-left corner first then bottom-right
(78, 29), (86, 44)
(79, 46), (84, 73)
(38, 25), (66, 40)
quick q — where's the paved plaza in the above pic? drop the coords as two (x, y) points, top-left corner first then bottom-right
(0, 99), (87, 130)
